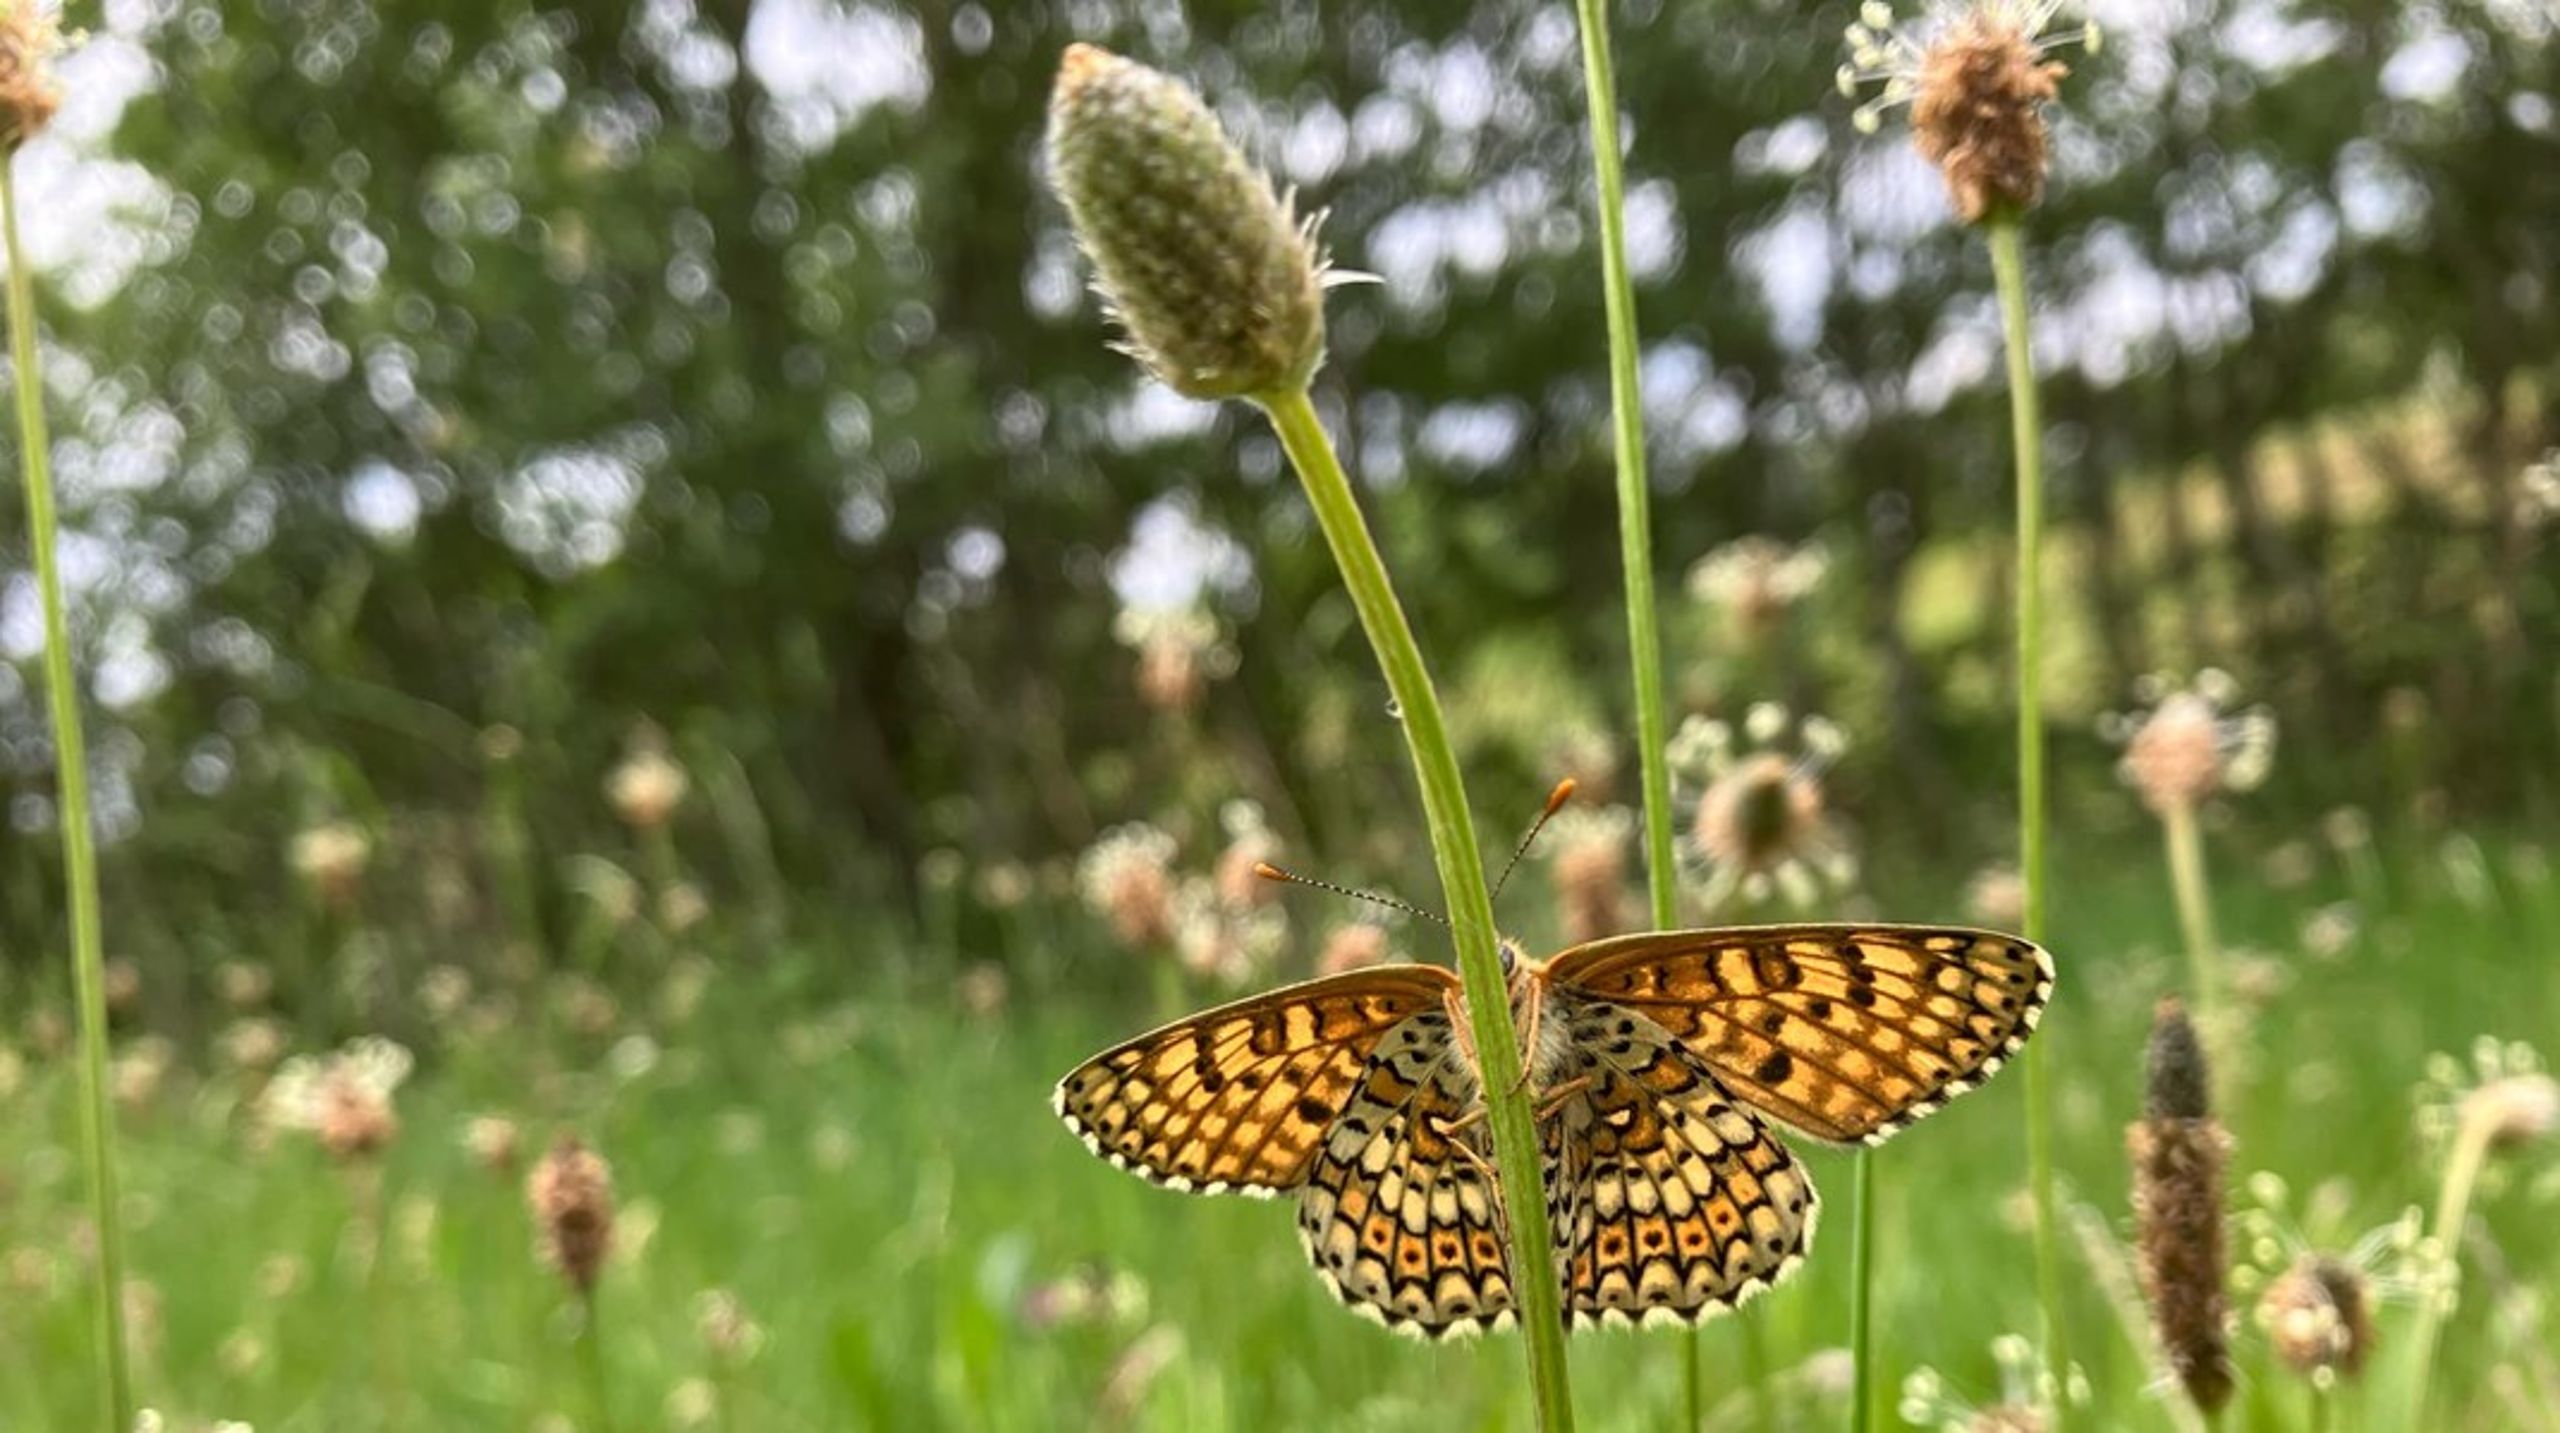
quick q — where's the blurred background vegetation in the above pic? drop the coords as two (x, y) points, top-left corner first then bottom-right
(2, 0), (2558, 1427)
(1, 0), (2552, 957)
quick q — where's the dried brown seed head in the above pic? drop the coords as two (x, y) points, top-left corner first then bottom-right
(0, 3), (62, 150)
(2261, 1255), (2375, 1383)
(2130, 1000), (2233, 1415)
(527, 1134), (616, 1295)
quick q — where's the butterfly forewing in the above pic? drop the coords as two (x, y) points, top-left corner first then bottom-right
(1543, 994), (1816, 1327)
(1545, 925), (2053, 1145)
(1052, 967), (1461, 1195)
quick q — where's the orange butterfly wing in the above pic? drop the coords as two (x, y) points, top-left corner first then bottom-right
(1053, 966), (1462, 1196)
(1544, 925), (2053, 1145)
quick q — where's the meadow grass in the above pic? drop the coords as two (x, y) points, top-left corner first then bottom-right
(5, 830), (2554, 1430)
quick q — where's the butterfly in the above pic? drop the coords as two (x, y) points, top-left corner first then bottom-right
(1053, 922), (2052, 1336)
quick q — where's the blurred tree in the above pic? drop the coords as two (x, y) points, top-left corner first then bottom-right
(1, 0), (2553, 964)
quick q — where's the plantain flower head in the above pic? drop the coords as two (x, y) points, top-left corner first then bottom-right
(1046, 44), (1333, 401)
(1839, 1), (2097, 224)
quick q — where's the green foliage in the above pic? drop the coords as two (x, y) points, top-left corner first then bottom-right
(4, 3), (2556, 959)
(3, 834), (2556, 1427)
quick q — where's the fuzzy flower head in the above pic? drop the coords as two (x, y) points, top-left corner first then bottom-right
(1046, 44), (1334, 402)
(1171, 874), (1286, 987)
(1315, 920), (1393, 977)
(606, 731), (689, 831)
(1839, 1), (2098, 224)
(2231, 1171), (2442, 1381)
(1212, 800), (1281, 912)
(1113, 604), (1234, 716)
(2520, 448), (2559, 530)
(1077, 822), (1179, 950)
(1899, 1333), (2085, 1431)
(290, 821), (372, 910)
(2417, 1037), (2559, 1157)
(0, 1), (62, 150)
(527, 1134), (616, 1296)
(1541, 803), (1636, 946)
(1667, 704), (1855, 912)
(261, 1036), (413, 1161)
(2103, 670), (2276, 815)
(1685, 537), (1828, 645)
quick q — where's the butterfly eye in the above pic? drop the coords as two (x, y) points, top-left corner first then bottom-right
(1499, 940), (1521, 975)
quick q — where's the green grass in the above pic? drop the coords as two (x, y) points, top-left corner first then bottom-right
(4, 830), (2556, 1430)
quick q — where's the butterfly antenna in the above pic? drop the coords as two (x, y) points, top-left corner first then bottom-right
(1489, 778), (1577, 907)
(1252, 862), (1448, 928)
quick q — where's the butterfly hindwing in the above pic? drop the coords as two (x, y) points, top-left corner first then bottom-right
(1546, 925), (2053, 1144)
(1052, 967), (1462, 1195)
(1542, 993), (1817, 1327)
(1297, 1014), (1517, 1338)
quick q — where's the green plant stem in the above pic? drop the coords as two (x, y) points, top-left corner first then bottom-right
(4, 158), (133, 1430)
(578, 1293), (617, 1433)
(1987, 214), (2066, 1424)
(1738, 1306), (1776, 1432)
(1567, 0), (1676, 940)
(2308, 1385), (2330, 1433)
(1849, 1148), (1877, 1433)
(1563, 5), (1689, 1422)
(1261, 387), (1575, 1431)
(2161, 802), (2222, 1052)
(2406, 1112), (2492, 1427)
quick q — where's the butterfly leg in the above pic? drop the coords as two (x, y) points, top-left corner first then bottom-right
(1535, 1075), (1594, 1121)
(1507, 981), (1547, 1096)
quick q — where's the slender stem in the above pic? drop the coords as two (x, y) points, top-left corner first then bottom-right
(2161, 802), (2222, 1056)
(1849, 1148), (1877, 1433)
(1262, 388), (1576, 1430)
(5, 157), (133, 1429)
(577, 1293), (617, 1433)
(1738, 1305), (1776, 1432)
(2308, 1384), (2331, 1433)
(1563, 5), (1689, 1422)
(1568, 0), (1676, 939)
(1987, 215), (2066, 1424)
(2406, 1115), (2491, 1427)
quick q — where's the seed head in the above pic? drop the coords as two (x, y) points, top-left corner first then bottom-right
(1840, 2), (2095, 225)
(291, 822), (372, 910)
(0, 2), (62, 150)
(2260, 1255), (2375, 1385)
(1077, 823), (1179, 950)
(1046, 44), (1328, 401)
(262, 1036), (412, 1162)
(215, 960), (275, 1009)
(606, 738), (689, 831)
(1964, 863), (2027, 929)
(464, 1115), (522, 1174)
(2105, 671), (2277, 815)
(2465, 1071), (2560, 1151)
(1213, 801), (1280, 912)
(1544, 805), (1635, 946)
(2129, 1000), (2233, 1415)
(527, 1134), (616, 1296)
(1316, 921), (1391, 976)
(1669, 705), (1855, 912)
(1686, 537), (1828, 645)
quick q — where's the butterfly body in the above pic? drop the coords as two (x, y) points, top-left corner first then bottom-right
(1054, 924), (2051, 1337)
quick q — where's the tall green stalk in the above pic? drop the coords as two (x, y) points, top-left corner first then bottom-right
(1263, 388), (1576, 1431)
(1849, 1147), (1878, 1432)
(2405, 1109), (2494, 1427)
(5, 158), (134, 1429)
(1988, 215), (2066, 1421)
(2161, 803), (2222, 1052)
(1561, 4), (1693, 1421)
